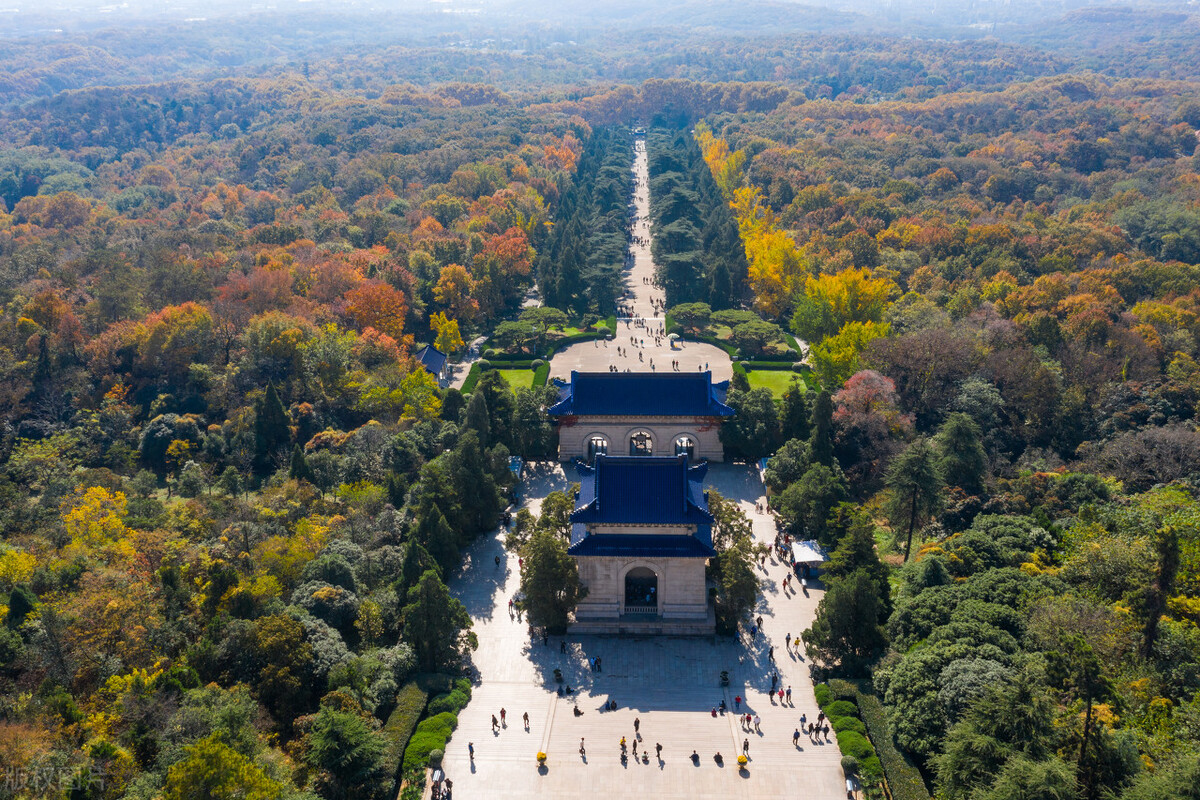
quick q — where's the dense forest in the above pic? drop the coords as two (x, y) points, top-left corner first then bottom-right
(1, 2), (1200, 799)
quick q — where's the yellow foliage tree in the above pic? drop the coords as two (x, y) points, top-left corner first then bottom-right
(399, 368), (442, 421)
(63, 487), (131, 555)
(0, 547), (36, 590)
(429, 311), (465, 355)
(810, 321), (890, 388)
(792, 267), (897, 342)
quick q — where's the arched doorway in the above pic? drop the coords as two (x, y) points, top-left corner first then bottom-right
(629, 430), (653, 456)
(674, 435), (695, 460)
(624, 567), (658, 614)
(587, 435), (608, 462)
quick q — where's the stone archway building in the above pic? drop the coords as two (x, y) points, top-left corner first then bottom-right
(549, 371), (734, 463)
(566, 454), (716, 634)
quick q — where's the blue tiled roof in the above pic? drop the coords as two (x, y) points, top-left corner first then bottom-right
(571, 455), (713, 526)
(548, 371), (734, 417)
(568, 533), (715, 559)
(415, 345), (447, 375)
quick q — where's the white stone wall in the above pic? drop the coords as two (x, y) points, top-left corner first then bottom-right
(574, 554), (709, 621)
(557, 415), (725, 462)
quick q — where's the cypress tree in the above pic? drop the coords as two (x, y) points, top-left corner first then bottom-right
(253, 383), (290, 474)
(884, 438), (945, 561)
(810, 390), (834, 467)
(936, 412), (987, 494)
(780, 382), (811, 443)
(289, 444), (315, 484)
(463, 390), (490, 448)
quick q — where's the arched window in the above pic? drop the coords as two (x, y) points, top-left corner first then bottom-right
(587, 435), (608, 461)
(629, 431), (653, 456)
(624, 567), (658, 613)
(674, 435), (695, 459)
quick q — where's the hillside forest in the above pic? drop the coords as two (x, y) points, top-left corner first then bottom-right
(0, 5), (1199, 800)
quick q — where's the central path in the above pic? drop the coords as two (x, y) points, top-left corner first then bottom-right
(437, 463), (847, 800)
(549, 134), (731, 380)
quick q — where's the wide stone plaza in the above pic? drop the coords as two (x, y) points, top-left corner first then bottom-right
(435, 463), (847, 799)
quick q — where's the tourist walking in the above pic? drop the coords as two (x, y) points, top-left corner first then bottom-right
(523, 711), (529, 729)
(734, 695), (741, 710)
(786, 686), (792, 704)
(793, 728), (801, 745)
(656, 743), (662, 759)
(469, 742), (474, 760)
(634, 717), (640, 733)
(491, 715), (499, 731)
(753, 714), (761, 732)
(786, 632), (791, 650)
(500, 708), (506, 726)
(743, 738), (750, 755)
(580, 737), (586, 755)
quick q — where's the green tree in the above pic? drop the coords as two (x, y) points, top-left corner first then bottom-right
(975, 756), (1078, 800)
(885, 438), (945, 561)
(289, 444), (315, 485)
(1140, 524), (1180, 659)
(719, 387), (780, 460)
(519, 529), (585, 633)
(824, 508), (890, 618)
(253, 383), (290, 474)
(730, 318), (783, 357)
(936, 412), (987, 495)
(780, 382), (810, 443)
(401, 570), (475, 672)
(412, 499), (459, 574)
(463, 389), (491, 448)
(305, 706), (387, 800)
(164, 735), (283, 800)
(395, 541), (440, 598)
(763, 438), (809, 495)
(802, 569), (887, 676)
(776, 463), (847, 547)
(810, 390), (834, 467)
(668, 302), (712, 335)
(715, 536), (759, 632)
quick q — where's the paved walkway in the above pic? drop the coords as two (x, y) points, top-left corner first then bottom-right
(549, 136), (730, 381)
(436, 463), (846, 800)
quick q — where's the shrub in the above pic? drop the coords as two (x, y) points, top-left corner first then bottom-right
(825, 700), (859, 719)
(828, 679), (858, 700)
(832, 716), (867, 735)
(813, 683), (832, 708)
(476, 359), (492, 370)
(461, 363), (483, 393)
(484, 349), (498, 358)
(426, 690), (469, 716)
(792, 362), (806, 372)
(530, 359), (545, 369)
(835, 730), (875, 762)
(841, 755), (860, 775)
(428, 748), (443, 767)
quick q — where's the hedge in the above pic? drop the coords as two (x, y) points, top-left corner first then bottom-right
(380, 681), (430, 797)
(534, 363), (550, 386)
(836, 730), (876, 763)
(484, 360), (534, 370)
(856, 690), (930, 800)
(742, 361), (796, 371)
(825, 700), (859, 719)
(461, 363), (484, 393)
(400, 677), (474, 775)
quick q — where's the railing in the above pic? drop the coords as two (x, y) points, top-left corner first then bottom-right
(623, 604), (658, 615)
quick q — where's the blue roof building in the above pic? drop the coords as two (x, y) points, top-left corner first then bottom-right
(568, 454), (716, 634)
(549, 371), (734, 463)
(415, 344), (448, 384)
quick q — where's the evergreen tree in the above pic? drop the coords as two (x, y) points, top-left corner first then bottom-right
(884, 437), (945, 561)
(289, 444), (315, 485)
(802, 569), (887, 676)
(719, 387), (780, 460)
(401, 570), (475, 672)
(936, 412), (988, 494)
(824, 507), (891, 619)
(441, 387), (466, 423)
(810, 389), (834, 467)
(780, 382), (811, 443)
(476, 370), (516, 450)
(253, 383), (290, 474)
(1141, 524), (1180, 659)
(519, 529), (586, 633)
(305, 706), (387, 800)
(463, 388), (490, 448)
(395, 541), (439, 599)
(412, 498), (459, 573)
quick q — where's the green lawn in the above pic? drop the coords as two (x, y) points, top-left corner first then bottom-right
(747, 369), (804, 397)
(493, 367), (535, 391)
